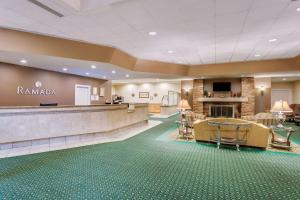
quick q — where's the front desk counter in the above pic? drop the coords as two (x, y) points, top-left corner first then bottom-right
(0, 103), (148, 145)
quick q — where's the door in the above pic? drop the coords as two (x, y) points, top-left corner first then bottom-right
(75, 84), (91, 105)
(271, 89), (292, 106)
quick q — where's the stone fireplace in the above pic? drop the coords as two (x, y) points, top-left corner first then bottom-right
(192, 77), (255, 117)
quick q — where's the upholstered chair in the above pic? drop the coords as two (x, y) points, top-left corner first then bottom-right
(242, 112), (277, 127)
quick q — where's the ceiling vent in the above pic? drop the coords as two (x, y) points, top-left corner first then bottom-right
(27, 0), (64, 17)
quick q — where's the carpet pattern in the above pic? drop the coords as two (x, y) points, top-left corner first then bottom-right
(1, 116), (300, 199)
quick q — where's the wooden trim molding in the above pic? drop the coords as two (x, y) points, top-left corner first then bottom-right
(0, 28), (299, 77)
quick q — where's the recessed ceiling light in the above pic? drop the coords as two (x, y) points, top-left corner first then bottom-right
(85, 72), (90, 75)
(167, 50), (174, 54)
(297, 7), (300, 12)
(112, 70), (116, 74)
(91, 65), (96, 69)
(254, 54), (261, 57)
(282, 78), (287, 81)
(62, 68), (68, 71)
(268, 38), (277, 42)
(148, 31), (157, 36)
(20, 59), (27, 64)
(125, 74), (130, 78)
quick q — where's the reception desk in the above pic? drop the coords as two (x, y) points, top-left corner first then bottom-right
(0, 104), (148, 145)
(148, 104), (178, 115)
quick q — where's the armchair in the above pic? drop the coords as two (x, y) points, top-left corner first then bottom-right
(290, 104), (300, 125)
(270, 126), (295, 150)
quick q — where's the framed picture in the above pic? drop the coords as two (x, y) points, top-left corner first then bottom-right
(139, 92), (149, 98)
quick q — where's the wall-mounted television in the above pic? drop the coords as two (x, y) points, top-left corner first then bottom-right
(213, 82), (231, 92)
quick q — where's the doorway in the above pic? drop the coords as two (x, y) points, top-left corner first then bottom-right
(75, 84), (91, 105)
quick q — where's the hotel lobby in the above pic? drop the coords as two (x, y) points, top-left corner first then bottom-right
(1, 0), (300, 199)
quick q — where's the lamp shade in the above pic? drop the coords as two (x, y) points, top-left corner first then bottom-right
(178, 99), (191, 110)
(271, 100), (292, 113)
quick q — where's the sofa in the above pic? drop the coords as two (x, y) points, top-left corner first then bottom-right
(241, 112), (277, 127)
(194, 118), (270, 149)
(289, 104), (300, 125)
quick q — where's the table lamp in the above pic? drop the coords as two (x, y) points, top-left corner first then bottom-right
(178, 99), (191, 120)
(271, 100), (293, 127)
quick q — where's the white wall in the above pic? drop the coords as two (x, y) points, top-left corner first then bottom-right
(113, 82), (181, 104)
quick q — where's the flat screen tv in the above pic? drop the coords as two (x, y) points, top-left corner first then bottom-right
(213, 82), (231, 92)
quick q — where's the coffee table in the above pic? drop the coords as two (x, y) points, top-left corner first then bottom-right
(207, 121), (251, 151)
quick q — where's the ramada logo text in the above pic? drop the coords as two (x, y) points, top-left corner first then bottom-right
(17, 81), (56, 95)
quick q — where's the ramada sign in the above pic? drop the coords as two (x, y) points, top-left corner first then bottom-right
(17, 81), (56, 95)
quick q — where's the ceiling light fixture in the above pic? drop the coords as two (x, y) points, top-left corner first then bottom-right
(62, 68), (68, 71)
(20, 59), (27, 64)
(254, 54), (261, 57)
(148, 31), (157, 36)
(167, 50), (174, 54)
(112, 70), (116, 74)
(86, 72), (90, 75)
(91, 65), (96, 69)
(103, 76), (106, 79)
(269, 38), (277, 42)
(297, 7), (300, 12)
(126, 74), (130, 78)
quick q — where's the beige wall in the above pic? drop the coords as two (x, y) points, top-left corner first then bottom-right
(272, 82), (294, 90)
(293, 81), (300, 104)
(271, 82), (294, 104)
(181, 80), (193, 109)
(255, 88), (271, 113)
(0, 62), (111, 106)
(113, 82), (181, 104)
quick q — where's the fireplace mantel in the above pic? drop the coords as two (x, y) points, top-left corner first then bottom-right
(198, 97), (248, 103)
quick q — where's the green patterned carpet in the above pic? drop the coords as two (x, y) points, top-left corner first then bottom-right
(1, 116), (300, 199)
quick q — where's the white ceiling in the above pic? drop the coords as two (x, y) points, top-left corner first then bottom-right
(0, 51), (182, 80)
(0, 0), (299, 65)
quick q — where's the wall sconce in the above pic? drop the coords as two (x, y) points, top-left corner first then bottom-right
(259, 85), (265, 96)
(184, 88), (190, 96)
